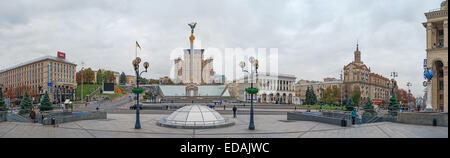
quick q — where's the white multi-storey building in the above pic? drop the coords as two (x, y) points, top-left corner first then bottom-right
(231, 72), (297, 104)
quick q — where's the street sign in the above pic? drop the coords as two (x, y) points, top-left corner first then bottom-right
(423, 59), (427, 69)
(48, 82), (52, 87)
(247, 99), (257, 101)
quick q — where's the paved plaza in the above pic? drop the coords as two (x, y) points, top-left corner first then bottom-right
(0, 114), (447, 138)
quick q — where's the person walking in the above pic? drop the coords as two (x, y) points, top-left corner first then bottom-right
(41, 112), (45, 124)
(232, 105), (237, 118)
(350, 108), (357, 125)
(29, 108), (36, 123)
(357, 111), (363, 125)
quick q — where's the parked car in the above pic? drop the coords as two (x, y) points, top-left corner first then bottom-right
(130, 104), (143, 110)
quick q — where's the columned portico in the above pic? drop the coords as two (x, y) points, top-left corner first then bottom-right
(423, 0), (448, 112)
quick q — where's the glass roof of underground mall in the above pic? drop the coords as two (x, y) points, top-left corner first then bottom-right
(157, 105), (234, 129)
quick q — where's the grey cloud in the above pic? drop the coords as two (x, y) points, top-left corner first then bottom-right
(0, 0), (443, 97)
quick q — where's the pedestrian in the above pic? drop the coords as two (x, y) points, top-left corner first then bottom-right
(41, 112), (45, 123)
(29, 108), (36, 123)
(357, 111), (363, 125)
(350, 108), (357, 125)
(232, 105), (237, 118)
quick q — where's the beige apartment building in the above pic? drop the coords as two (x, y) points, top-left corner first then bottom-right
(295, 78), (343, 104)
(343, 44), (391, 107)
(423, 0), (448, 112)
(126, 75), (136, 85)
(91, 69), (120, 85)
(0, 55), (77, 104)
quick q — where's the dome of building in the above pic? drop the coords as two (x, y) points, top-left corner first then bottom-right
(156, 105), (234, 129)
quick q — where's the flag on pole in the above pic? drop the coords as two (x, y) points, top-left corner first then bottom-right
(136, 41), (141, 50)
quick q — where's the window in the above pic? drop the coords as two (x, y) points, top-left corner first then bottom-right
(438, 30), (444, 36)
(439, 81), (444, 90)
(438, 39), (444, 47)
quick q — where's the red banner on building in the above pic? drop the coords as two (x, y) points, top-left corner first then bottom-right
(57, 51), (66, 60)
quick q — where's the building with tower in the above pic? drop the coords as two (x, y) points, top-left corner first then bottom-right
(173, 49), (214, 84)
(173, 23), (215, 85)
(155, 23), (231, 103)
(423, 0), (448, 112)
(343, 44), (391, 107)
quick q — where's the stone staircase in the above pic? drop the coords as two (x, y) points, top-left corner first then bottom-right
(6, 113), (30, 123)
(87, 87), (102, 102)
(366, 109), (389, 123)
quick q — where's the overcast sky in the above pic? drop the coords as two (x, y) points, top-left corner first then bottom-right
(0, 0), (444, 97)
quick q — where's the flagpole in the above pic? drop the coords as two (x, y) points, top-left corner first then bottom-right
(135, 41), (137, 58)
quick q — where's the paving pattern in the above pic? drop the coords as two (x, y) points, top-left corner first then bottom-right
(0, 114), (447, 138)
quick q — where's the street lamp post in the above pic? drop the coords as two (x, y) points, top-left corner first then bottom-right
(390, 71), (398, 114)
(132, 57), (149, 129)
(81, 62), (84, 103)
(240, 57), (258, 130)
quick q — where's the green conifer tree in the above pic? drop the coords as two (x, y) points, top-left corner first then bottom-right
(19, 91), (33, 114)
(0, 88), (7, 111)
(388, 93), (400, 116)
(39, 92), (53, 111)
(363, 97), (375, 115)
(345, 98), (355, 111)
(310, 87), (317, 105)
(304, 87), (311, 105)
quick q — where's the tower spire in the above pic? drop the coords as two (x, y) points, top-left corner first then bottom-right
(354, 41), (361, 63)
(357, 40), (359, 51)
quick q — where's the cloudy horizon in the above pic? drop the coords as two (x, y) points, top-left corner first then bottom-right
(0, 0), (444, 97)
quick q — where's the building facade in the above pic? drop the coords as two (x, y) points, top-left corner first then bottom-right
(214, 75), (226, 84)
(126, 75), (136, 85)
(229, 73), (296, 104)
(0, 55), (77, 104)
(295, 78), (343, 104)
(91, 69), (120, 85)
(343, 44), (391, 106)
(423, 0), (448, 112)
(173, 49), (214, 84)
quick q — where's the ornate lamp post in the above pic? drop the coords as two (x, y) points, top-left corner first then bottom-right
(132, 57), (149, 129)
(80, 62), (84, 102)
(390, 71), (398, 115)
(406, 82), (412, 111)
(240, 57), (258, 130)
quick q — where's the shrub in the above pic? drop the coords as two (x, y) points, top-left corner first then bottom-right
(39, 92), (53, 112)
(20, 91), (33, 114)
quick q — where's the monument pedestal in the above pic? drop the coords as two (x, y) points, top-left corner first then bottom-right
(422, 81), (434, 112)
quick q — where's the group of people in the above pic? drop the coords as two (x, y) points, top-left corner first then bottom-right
(350, 109), (363, 125)
(28, 108), (45, 124)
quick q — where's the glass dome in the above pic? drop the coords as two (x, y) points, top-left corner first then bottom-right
(157, 105), (234, 129)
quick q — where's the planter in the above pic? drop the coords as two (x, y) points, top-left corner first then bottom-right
(132, 88), (145, 94)
(245, 88), (259, 94)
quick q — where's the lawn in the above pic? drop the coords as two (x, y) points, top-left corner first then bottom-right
(76, 84), (101, 101)
(95, 86), (126, 100)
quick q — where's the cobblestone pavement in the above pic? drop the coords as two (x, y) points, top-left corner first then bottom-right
(0, 114), (447, 138)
